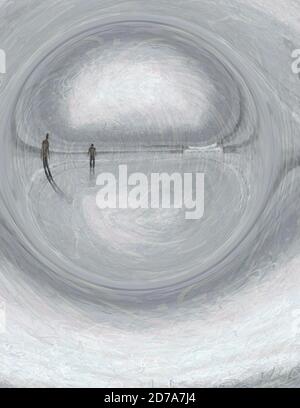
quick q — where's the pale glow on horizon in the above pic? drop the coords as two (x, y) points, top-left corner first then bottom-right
(67, 43), (213, 132)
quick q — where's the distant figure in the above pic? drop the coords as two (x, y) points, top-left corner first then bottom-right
(88, 143), (96, 169)
(40, 133), (68, 199)
(41, 133), (51, 178)
(41, 133), (50, 162)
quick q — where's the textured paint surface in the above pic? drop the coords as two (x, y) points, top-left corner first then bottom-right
(0, 0), (300, 387)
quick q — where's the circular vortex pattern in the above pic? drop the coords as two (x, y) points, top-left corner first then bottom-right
(0, 0), (300, 387)
(12, 20), (280, 300)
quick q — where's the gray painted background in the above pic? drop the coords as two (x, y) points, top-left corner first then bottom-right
(0, 0), (300, 387)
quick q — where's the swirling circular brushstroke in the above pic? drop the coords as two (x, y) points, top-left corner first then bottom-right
(8, 19), (282, 302)
(0, 0), (299, 387)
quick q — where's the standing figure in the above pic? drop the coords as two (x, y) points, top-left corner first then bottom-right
(41, 133), (52, 179)
(88, 143), (96, 170)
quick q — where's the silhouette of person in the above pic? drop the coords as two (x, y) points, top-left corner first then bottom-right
(88, 143), (96, 170)
(41, 133), (52, 179)
(40, 133), (70, 200)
